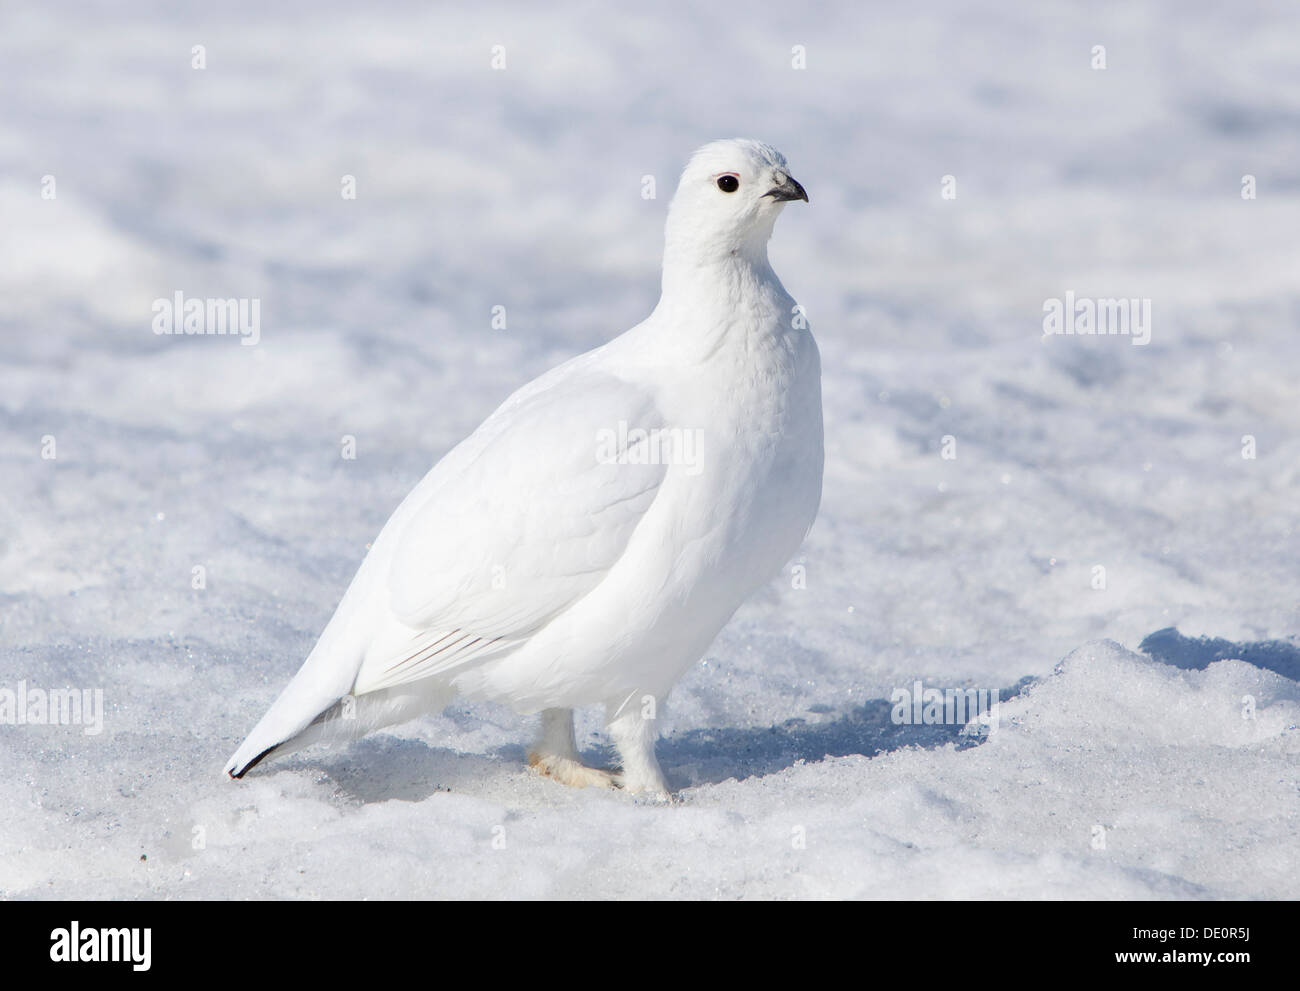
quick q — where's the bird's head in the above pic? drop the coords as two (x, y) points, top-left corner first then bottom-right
(663, 138), (807, 266)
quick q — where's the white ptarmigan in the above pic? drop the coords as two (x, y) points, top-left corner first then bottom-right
(225, 139), (823, 799)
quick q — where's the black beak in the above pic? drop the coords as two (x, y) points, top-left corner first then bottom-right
(765, 175), (808, 203)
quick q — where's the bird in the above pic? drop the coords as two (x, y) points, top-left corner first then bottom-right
(224, 138), (823, 799)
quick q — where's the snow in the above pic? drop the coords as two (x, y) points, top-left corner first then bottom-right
(2, 0), (1298, 898)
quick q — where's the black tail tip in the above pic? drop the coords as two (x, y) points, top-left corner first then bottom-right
(227, 744), (278, 780)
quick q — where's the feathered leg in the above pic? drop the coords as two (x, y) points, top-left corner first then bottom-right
(527, 707), (618, 790)
(606, 697), (670, 800)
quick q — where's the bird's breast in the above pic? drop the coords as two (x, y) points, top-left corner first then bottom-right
(651, 322), (823, 588)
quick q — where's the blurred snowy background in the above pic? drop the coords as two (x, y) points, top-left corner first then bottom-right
(1, 0), (1298, 898)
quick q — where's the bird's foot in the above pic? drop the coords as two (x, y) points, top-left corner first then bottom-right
(621, 783), (675, 804)
(612, 770), (675, 804)
(527, 751), (619, 790)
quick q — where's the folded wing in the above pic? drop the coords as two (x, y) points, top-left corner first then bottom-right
(352, 370), (667, 694)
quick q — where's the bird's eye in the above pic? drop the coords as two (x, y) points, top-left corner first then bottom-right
(716, 175), (739, 193)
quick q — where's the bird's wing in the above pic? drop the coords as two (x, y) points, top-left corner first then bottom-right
(351, 369), (667, 695)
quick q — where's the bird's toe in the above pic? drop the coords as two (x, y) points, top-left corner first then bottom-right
(528, 752), (619, 790)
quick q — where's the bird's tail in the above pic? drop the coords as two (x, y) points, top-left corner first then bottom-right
(224, 678), (457, 778)
(223, 673), (348, 778)
(224, 594), (381, 778)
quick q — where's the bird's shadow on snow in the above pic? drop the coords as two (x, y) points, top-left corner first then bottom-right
(311, 741), (519, 804)
(1138, 626), (1300, 681)
(312, 678), (1033, 803)
(655, 677), (1034, 790)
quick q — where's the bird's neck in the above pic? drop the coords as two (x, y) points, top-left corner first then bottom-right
(657, 239), (779, 313)
(659, 210), (777, 294)
(644, 245), (794, 363)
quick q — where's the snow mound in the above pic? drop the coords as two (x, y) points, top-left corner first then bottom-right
(2, 638), (1295, 899)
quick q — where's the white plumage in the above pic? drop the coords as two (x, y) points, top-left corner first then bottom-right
(225, 138), (823, 799)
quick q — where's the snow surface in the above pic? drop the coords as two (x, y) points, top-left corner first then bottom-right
(2, 0), (1298, 898)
